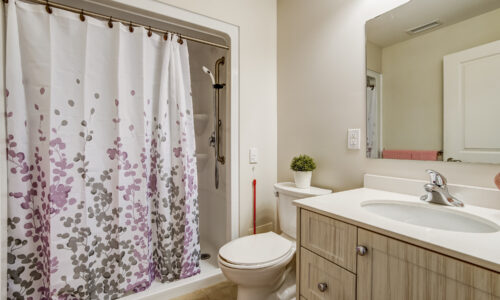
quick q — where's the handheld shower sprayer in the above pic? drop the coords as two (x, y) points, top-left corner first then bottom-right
(202, 66), (216, 86)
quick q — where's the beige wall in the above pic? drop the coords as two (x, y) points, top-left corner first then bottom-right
(154, 0), (278, 235)
(366, 41), (381, 73)
(278, 0), (500, 191)
(380, 8), (500, 151)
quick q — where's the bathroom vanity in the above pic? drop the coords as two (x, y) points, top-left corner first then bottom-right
(294, 180), (500, 300)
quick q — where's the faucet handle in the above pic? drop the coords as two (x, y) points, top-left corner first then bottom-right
(426, 169), (447, 187)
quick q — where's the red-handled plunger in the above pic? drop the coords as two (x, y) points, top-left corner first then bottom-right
(253, 179), (257, 234)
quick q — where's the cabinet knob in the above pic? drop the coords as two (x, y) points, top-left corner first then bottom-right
(317, 282), (328, 292)
(356, 245), (368, 256)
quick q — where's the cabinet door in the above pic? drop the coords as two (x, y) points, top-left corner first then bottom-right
(301, 210), (357, 272)
(300, 247), (356, 300)
(357, 229), (500, 300)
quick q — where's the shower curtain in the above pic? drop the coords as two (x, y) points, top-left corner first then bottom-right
(5, 2), (200, 299)
(366, 86), (379, 158)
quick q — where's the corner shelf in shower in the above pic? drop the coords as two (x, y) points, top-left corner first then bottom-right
(195, 153), (209, 169)
(194, 114), (209, 136)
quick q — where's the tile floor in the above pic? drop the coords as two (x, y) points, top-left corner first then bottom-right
(171, 281), (237, 300)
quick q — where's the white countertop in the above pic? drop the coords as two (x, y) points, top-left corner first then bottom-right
(293, 188), (500, 272)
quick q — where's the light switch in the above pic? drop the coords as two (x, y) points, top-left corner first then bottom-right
(347, 128), (361, 150)
(249, 147), (258, 164)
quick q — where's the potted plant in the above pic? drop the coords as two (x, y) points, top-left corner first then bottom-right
(290, 154), (317, 188)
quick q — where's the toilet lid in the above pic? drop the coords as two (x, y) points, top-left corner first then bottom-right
(219, 232), (293, 266)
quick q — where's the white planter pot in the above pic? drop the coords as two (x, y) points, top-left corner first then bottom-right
(293, 171), (312, 189)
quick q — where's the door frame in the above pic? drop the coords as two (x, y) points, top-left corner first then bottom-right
(367, 69), (383, 156)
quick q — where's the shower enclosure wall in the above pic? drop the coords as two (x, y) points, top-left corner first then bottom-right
(190, 42), (229, 254)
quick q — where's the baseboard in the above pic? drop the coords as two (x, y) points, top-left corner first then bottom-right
(247, 222), (274, 235)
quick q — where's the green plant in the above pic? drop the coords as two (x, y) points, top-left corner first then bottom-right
(290, 155), (316, 172)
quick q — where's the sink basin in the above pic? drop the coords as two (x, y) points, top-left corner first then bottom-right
(361, 200), (500, 233)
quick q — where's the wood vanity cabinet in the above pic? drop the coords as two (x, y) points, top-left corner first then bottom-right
(296, 208), (500, 300)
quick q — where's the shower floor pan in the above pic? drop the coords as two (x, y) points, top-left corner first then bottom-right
(121, 241), (224, 300)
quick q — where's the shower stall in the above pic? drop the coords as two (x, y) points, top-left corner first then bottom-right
(1, 0), (239, 299)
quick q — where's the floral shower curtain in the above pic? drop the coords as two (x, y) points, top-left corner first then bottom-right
(5, 2), (200, 299)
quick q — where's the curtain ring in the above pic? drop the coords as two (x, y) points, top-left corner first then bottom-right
(108, 17), (113, 28)
(177, 34), (183, 45)
(163, 32), (168, 41)
(147, 26), (152, 37)
(129, 21), (134, 33)
(79, 9), (85, 22)
(3, 0), (9, 4)
(45, 0), (52, 14)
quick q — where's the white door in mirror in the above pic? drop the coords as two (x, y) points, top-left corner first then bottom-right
(444, 40), (500, 163)
(348, 128), (361, 150)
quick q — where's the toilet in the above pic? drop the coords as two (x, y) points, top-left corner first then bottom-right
(218, 182), (332, 300)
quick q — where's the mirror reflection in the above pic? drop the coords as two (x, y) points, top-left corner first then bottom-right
(365, 0), (500, 164)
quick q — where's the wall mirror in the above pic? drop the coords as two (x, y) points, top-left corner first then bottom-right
(365, 0), (500, 164)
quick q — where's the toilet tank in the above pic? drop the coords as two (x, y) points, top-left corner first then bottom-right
(274, 182), (332, 239)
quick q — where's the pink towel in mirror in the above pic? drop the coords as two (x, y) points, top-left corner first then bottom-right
(382, 150), (439, 161)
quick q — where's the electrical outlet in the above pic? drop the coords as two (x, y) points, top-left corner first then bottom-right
(347, 128), (361, 150)
(249, 147), (258, 164)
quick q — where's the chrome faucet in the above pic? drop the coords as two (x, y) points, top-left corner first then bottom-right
(420, 170), (464, 207)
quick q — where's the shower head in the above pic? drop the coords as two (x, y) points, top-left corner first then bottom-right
(202, 66), (216, 85)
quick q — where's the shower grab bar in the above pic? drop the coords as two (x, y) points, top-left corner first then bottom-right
(214, 57), (225, 166)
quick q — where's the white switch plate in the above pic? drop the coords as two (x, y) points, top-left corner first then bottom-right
(347, 128), (361, 150)
(249, 147), (258, 164)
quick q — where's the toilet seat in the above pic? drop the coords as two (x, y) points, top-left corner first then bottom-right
(218, 232), (294, 269)
(218, 247), (295, 270)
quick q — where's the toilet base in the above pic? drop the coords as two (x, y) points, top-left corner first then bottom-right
(237, 285), (275, 300)
(236, 267), (296, 300)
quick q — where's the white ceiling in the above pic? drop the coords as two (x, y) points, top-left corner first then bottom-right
(366, 0), (500, 48)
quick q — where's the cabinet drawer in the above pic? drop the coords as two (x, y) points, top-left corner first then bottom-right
(300, 247), (356, 300)
(301, 210), (357, 272)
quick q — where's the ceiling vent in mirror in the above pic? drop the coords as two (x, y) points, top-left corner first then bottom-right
(406, 20), (441, 35)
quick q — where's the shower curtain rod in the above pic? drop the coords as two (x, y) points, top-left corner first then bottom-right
(6, 0), (230, 50)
